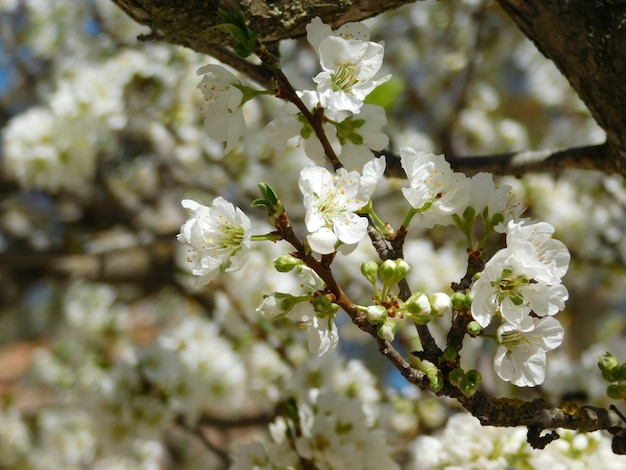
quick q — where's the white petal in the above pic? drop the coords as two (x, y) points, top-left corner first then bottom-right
(307, 227), (339, 254)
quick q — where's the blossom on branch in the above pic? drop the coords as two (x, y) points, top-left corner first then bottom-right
(197, 64), (246, 153)
(401, 147), (470, 227)
(306, 17), (391, 117)
(299, 158), (384, 254)
(177, 197), (251, 286)
(494, 316), (564, 387)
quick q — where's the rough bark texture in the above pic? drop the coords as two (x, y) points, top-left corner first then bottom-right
(496, 0), (626, 173)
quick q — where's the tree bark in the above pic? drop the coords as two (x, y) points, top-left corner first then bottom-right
(496, 0), (626, 174)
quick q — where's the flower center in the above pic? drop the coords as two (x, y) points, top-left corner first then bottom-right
(332, 61), (359, 91)
(492, 268), (529, 306)
(205, 215), (245, 255)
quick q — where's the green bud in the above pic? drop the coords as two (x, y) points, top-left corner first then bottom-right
(598, 352), (620, 382)
(379, 259), (398, 285)
(466, 321), (482, 336)
(450, 292), (466, 310)
(618, 363), (626, 381)
(406, 293), (431, 316)
(312, 295), (334, 314)
(442, 346), (457, 363)
(618, 382), (626, 398)
(428, 371), (444, 393)
(361, 260), (379, 284)
(394, 259), (411, 281)
(463, 291), (474, 310)
(465, 369), (482, 386)
(274, 254), (302, 272)
(366, 305), (387, 325)
(449, 368), (465, 386)
(459, 381), (477, 397)
(607, 383), (622, 400)
(379, 258), (410, 286)
(377, 320), (397, 342)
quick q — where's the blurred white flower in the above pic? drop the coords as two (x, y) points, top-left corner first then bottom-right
(177, 197), (251, 285)
(3, 106), (98, 193)
(197, 64), (246, 153)
(494, 316), (564, 387)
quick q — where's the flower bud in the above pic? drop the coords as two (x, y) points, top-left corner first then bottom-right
(256, 292), (297, 318)
(406, 293), (431, 316)
(429, 293), (451, 316)
(466, 321), (482, 336)
(450, 292), (466, 310)
(607, 384), (622, 400)
(377, 320), (397, 341)
(465, 369), (482, 386)
(274, 254), (302, 272)
(394, 258), (411, 281)
(378, 259), (398, 285)
(442, 346), (457, 363)
(361, 260), (379, 284)
(312, 295), (336, 315)
(366, 305), (387, 324)
(449, 368), (465, 386)
(379, 258), (410, 286)
(598, 352), (620, 382)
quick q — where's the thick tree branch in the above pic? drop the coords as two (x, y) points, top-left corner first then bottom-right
(496, 0), (626, 175)
(380, 143), (611, 178)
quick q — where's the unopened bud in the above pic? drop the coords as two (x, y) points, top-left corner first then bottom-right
(429, 293), (451, 316)
(450, 292), (466, 310)
(377, 320), (397, 341)
(467, 321), (482, 336)
(379, 259), (398, 285)
(361, 260), (379, 284)
(379, 258), (410, 286)
(406, 293), (431, 316)
(598, 353), (621, 382)
(274, 254), (302, 272)
(465, 369), (482, 386)
(449, 368), (465, 386)
(312, 295), (336, 315)
(366, 305), (387, 324)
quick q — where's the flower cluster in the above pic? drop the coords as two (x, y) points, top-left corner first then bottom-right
(471, 219), (570, 386)
(231, 391), (399, 470)
(263, 18), (390, 166)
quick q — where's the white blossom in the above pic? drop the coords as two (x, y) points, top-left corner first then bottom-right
(401, 147), (470, 227)
(306, 17), (391, 116)
(494, 316), (564, 387)
(177, 197), (251, 285)
(505, 219), (570, 282)
(471, 248), (569, 329)
(299, 160), (383, 254)
(263, 90), (339, 163)
(197, 64), (246, 153)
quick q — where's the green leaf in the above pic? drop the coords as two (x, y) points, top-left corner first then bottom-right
(364, 76), (405, 110)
